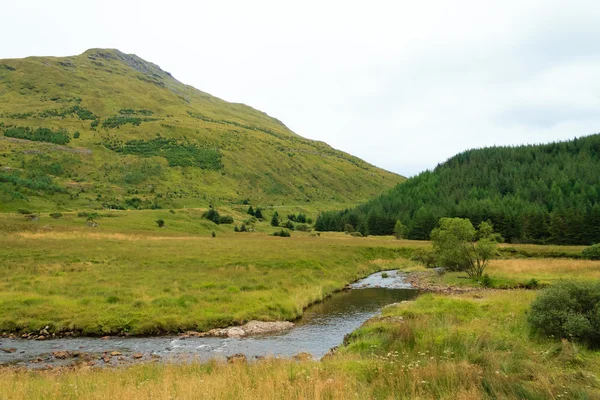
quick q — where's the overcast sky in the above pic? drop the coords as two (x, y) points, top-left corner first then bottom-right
(2, 1), (600, 176)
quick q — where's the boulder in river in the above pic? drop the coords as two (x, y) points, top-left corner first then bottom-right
(226, 353), (247, 364)
(207, 321), (294, 338)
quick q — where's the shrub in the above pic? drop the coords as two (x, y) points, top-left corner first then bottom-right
(381, 272), (389, 278)
(272, 229), (291, 237)
(202, 209), (221, 224)
(344, 224), (355, 233)
(78, 212), (99, 219)
(104, 136), (222, 170)
(411, 248), (438, 268)
(247, 206), (255, 216)
(254, 208), (263, 219)
(350, 231), (363, 237)
(271, 211), (280, 227)
(295, 223), (311, 232)
(211, 231), (216, 238)
(4, 126), (70, 145)
(218, 215), (234, 224)
(582, 244), (600, 260)
(284, 220), (295, 230)
(525, 278), (540, 289)
(17, 209), (32, 215)
(528, 280), (600, 346)
(156, 219), (165, 228)
(296, 213), (307, 223)
(479, 274), (493, 288)
(73, 131), (80, 139)
(49, 212), (63, 219)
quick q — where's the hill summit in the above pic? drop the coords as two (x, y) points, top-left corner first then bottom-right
(0, 49), (402, 211)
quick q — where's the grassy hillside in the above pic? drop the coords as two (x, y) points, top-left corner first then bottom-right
(317, 135), (600, 245)
(0, 49), (403, 212)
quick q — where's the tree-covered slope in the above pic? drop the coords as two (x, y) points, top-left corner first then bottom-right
(0, 49), (403, 211)
(317, 135), (600, 245)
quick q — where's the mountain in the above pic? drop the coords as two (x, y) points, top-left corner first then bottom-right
(316, 135), (600, 245)
(0, 49), (403, 211)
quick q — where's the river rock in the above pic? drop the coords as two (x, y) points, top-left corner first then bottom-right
(242, 321), (294, 335)
(110, 351), (122, 356)
(207, 321), (294, 338)
(293, 352), (312, 361)
(0, 347), (16, 353)
(226, 353), (247, 364)
(52, 350), (72, 359)
(132, 353), (143, 359)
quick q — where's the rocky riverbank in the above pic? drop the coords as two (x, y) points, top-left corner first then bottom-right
(403, 270), (481, 294)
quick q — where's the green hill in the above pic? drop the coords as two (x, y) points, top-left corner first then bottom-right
(316, 135), (600, 245)
(0, 49), (403, 212)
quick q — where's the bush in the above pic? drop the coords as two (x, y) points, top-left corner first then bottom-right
(582, 244), (600, 260)
(479, 274), (493, 288)
(218, 215), (234, 224)
(202, 208), (221, 224)
(350, 231), (363, 237)
(271, 211), (280, 227)
(272, 229), (291, 237)
(525, 278), (540, 289)
(411, 248), (438, 268)
(295, 223), (311, 232)
(17, 209), (32, 215)
(528, 280), (600, 346)
(73, 131), (80, 139)
(284, 220), (295, 230)
(156, 219), (165, 228)
(49, 212), (63, 219)
(344, 224), (355, 233)
(78, 211), (99, 219)
(4, 126), (70, 145)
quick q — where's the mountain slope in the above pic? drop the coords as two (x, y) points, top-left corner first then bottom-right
(316, 135), (600, 245)
(0, 49), (403, 211)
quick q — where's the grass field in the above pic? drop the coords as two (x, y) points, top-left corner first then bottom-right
(0, 209), (591, 335)
(0, 210), (417, 335)
(2, 290), (599, 399)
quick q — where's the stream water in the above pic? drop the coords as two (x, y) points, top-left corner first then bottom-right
(0, 270), (417, 368)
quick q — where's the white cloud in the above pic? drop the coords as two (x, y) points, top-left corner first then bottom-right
(2, 0), (600, 176)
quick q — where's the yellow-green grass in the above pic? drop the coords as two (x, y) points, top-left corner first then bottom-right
(428, 258), (600, 289)
(0, 221), (418, 335)
(2, 290), (598, 399)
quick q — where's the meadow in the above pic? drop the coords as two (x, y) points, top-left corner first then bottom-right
(0, 209), (414, 335)
(1, 209), (599, 399)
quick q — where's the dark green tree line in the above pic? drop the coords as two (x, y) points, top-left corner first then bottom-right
(316, 134), (600, 245)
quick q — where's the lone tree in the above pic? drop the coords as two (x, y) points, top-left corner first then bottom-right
(156, 218), (165, 228)
(393, 220), (405, 239)
(430, 218), (501, 279)
(254, 208), (263, 219)
(271, 211), (280, 227)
